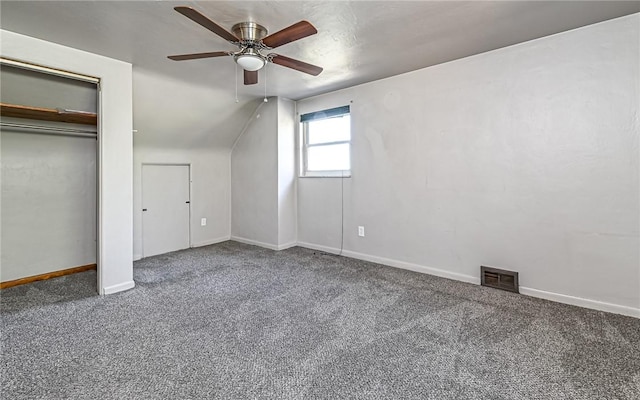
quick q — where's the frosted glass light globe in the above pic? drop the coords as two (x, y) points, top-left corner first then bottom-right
(236, 54), (265, 71)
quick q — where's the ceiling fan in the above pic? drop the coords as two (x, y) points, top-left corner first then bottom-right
(168, 6), (323, 85)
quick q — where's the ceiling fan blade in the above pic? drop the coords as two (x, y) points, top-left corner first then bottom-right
(244, 70), (258, 85)
(270, 54), (323, 76)
(262, 21), (317, 48)
(174, 6), (239, 43)
(168, 51), (230, 61)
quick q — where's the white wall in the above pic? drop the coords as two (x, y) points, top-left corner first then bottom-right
(230, 97), (297, 250)
(0, 64), (97, 110)
(132, 147), (231, 260)
(277, 98), (297, 247)
(130, 68), (266, 259)
(1, 29), (134, 295)
(231, 100), (279, 247)
(1, 132), (96, 281)
(131, 68), (259, 150)
(296, 15), (640, 316)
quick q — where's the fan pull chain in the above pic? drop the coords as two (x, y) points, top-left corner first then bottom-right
(263, 63), (268, 103)
(235, 63), (239, 103)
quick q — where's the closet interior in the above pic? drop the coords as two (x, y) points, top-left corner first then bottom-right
(0, 61), (99, 289)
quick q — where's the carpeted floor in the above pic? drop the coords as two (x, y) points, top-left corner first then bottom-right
(1, 241), (639, 399)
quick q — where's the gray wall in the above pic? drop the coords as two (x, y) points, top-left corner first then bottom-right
(230, 97), (297, 249)
(277, 98), (297, 247)
(1, 132), (96, 281)
(0, 64), (97, 111)
(296, 15), (639, 312)
(131, 68), (261, 259)
(1, 65), (97, 282)
(132, 147), (231, 259)
(231, 100), (279, 246)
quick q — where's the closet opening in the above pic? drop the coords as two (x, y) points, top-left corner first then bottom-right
(0, 59), (101, 295)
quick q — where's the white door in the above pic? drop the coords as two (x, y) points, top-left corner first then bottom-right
(142, 164), (190, 257)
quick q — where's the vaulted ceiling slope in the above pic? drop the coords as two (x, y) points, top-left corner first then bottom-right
(2, 1), (639, 149)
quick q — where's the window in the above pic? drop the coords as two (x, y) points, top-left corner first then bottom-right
(300, 105), (351, 177)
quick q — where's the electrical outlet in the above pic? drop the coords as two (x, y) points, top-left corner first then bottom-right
(201, 218), (207, 226)
(358, 226), (365, 237)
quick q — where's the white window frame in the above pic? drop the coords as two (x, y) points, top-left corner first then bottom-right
(300, 106), (351, 178)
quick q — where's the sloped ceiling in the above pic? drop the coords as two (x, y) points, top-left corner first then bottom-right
(1, 1), (638, 149)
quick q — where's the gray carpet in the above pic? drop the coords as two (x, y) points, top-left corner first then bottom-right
(1, 241), (639, 399)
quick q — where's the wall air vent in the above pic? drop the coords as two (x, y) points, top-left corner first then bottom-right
(481, 266), (519, 293)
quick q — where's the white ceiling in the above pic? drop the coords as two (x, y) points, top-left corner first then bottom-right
(2, 1), (639, 101)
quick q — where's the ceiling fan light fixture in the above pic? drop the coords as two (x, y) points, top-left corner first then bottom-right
(169, 8), (323, 83)
(236, 54), (265, 71)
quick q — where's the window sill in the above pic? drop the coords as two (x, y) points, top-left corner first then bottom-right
(300, 170), (351, 178)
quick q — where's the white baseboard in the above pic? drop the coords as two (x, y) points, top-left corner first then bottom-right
(276, 241), (297, 251)
(296, 241), (639, 319)
(296, 242), (479, 285)
(343, 249), (480, 285)
(231, 236), (280, 250)
(519, 287), (640, 319)
(103, 280), (135, 295)
(192, 235), (231, 248)
(133, 236), (231, 261)
(229, 237), (297, 251)
(296, 241), (342, 255)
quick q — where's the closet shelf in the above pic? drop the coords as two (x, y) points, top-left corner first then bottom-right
(0, 102), (97, 126)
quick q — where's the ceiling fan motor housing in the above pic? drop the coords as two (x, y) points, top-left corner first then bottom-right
(232, 22), (268, 42)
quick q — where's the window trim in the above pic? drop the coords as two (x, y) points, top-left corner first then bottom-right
(300, 106), (351, 178)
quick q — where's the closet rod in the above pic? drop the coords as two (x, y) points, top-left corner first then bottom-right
(0, 122), (97, 138)
(0, 57), (100, 84)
